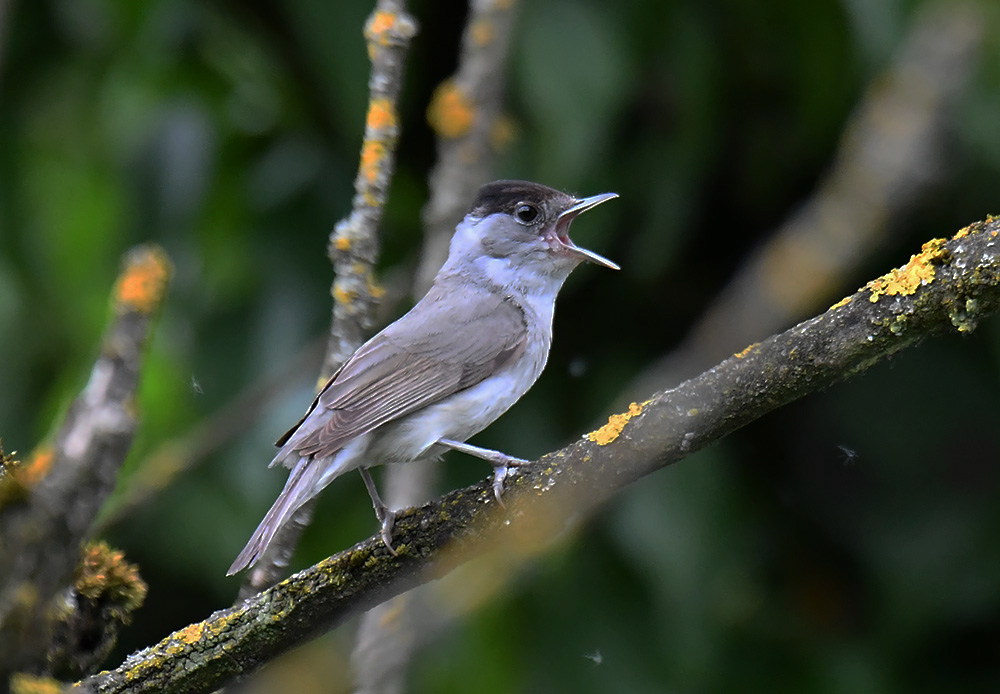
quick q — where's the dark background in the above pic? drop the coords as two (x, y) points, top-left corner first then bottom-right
(2, 0), (1000, 691)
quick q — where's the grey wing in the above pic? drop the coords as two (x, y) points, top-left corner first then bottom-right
(278, 286), (527, 460)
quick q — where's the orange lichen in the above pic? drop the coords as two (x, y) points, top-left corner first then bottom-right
(334, 285), (356, 304)
(366, 273), (386, 300)
(360, 140), (387, 185)
(830, 296), (852, 310)
(735, 343), (759, 359)
(176, 622), (205, 644)
(588, 402), (643, 446)
(866, 238), (946, 303)
(366, 10), (396, 43)
(75, 541), (147, 621)
(366, 98), (396, 131)
(334, 236), (352, 252)
(471, 19), (494, 45)
(427, 80), (475, 139)
(0, 445), (54, 506)
(114, 246), (171, 314)
(21, 446), (54, 487)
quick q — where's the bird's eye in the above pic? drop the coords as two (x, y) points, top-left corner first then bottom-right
(514, 203), (540, 225)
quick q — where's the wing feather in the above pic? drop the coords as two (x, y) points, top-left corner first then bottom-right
(279, 283), (527, 461)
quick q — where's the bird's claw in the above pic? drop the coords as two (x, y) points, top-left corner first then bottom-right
(378, 508), (398, 556)
(491, 456), (527, 507)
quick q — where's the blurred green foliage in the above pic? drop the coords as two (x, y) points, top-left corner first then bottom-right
(2, 0), (1000, 691)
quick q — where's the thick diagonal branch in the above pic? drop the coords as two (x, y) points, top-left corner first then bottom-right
(78, 217), (1000, 694)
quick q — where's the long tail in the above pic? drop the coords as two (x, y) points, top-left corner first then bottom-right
(228, 456), (322, 575)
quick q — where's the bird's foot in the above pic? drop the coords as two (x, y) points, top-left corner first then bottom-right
(436, 438), (528, 506)
(359, 467), (398, 556)
(377, 507), (398, 556)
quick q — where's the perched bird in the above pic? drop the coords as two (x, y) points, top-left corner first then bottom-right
(228, 180), (618, 574)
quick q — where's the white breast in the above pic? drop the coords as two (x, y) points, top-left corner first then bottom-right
(367, 320), (551, 466)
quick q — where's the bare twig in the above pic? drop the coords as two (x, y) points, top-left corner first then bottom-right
(0, 245), (170, 679)
(323, 0), (417, 378)
(625, 0), (983, 397)
(79, 217), (1000, 694)
(238, 0), (418, 597)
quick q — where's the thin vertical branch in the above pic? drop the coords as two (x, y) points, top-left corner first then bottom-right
(323, 1), (418, 378)
(238, 0), (418, 598)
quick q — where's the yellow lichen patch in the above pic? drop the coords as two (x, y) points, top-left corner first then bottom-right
(953, 226), (970, 240)
(366, 272), (386, 300)
(867, 238), (946, 303)
(588, 402), (643, 446)
(427, 80), (475, 139)
(176, 622), (205, 644)
(830, 296), (852, 310)
(333, 285), (356, 304)
(360, 140), (387, 185)
(115, 246), (171, 314)
(334, 235), (351, 252)
(734, 343), (759, 359)
(471, 18), (494, 45)
(366, 98), (396, 132)
(366, 10), (396, 43)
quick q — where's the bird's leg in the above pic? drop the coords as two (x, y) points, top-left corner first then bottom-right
(436, 438), (529, 506)
(358, 467), (397, 556)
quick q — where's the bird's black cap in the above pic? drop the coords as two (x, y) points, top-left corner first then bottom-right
(469, 180), (574, 219)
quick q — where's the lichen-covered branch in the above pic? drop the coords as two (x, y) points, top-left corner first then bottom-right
(79, 218), (1000, 694)
(240, 0), (418, 597)
(323, 1), (417, 377)
(627, 0), (983, 396)
(0, 244), (169, 680)
(415, 0), (519, 294)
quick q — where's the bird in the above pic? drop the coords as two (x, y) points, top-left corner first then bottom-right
(228, 180), (618, 575)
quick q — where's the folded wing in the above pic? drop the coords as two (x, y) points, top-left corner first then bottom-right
(276, 284), (528, 462)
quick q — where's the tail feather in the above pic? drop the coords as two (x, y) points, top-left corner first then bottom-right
(228, 456), (322, 575)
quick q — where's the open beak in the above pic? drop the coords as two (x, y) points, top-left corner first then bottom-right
(552, 192), (620, 270)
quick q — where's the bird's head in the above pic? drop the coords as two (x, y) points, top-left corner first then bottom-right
(445, 180), (619, 289)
